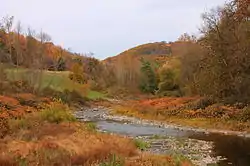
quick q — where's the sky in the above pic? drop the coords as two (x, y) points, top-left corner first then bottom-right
(1, 0), (226, 59)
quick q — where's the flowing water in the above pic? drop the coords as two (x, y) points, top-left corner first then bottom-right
(74, 107), (250, 166)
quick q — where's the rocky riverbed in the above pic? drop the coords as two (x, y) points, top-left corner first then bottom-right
(73, 106), (250, 166)
(137, 135), (225, 166)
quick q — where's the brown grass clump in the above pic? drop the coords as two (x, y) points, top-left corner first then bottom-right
(0, 119), (9, 138)
(0, 95), (20, 108)
(0, 94), (44, 120)
(0, 154), (16, 166)
(14, 93), (36, 101)
(135, 96), (200, 111)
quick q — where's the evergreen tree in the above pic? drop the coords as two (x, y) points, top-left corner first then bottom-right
(57, 57), (66, 71)
(139, 58), (158, 93)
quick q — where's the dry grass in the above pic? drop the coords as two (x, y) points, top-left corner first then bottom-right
(136, 97), (198, 110)
(0, 95), (20, 107)
(3, 130), (137, 165)
(0, 98), (193, 166)
(126, 154), (193, 166)
(0, 101), (139, 166)
(0, 121), (191, 166)
(0, 111), (138, 165)
(0, 154), (16, 166)
(0, 94), (48, 120)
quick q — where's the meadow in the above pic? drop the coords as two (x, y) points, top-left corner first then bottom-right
(5, 68), (106, 100)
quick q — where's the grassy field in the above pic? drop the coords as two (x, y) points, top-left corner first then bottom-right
(5, 68), (106, 100)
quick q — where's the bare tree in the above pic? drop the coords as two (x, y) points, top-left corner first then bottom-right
(1, 15), (14, 64)
(36, 30), (52, 93)
(14, 21), (23, 67)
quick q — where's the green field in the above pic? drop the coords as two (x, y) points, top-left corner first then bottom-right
(87, 90), (107, 100)
(6, 68), (106, 100)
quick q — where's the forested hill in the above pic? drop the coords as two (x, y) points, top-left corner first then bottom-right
(104, 42), (172, 65)
(0, 29), (92, 71)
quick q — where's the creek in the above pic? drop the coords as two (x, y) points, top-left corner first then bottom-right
(74, 107), (250, 166)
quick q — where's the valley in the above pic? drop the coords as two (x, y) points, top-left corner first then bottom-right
(1, 0), (250, 165)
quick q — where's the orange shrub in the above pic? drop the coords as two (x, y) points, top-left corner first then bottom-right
(0, 96), (20, 109)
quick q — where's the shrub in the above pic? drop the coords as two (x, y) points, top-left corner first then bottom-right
(11, 80), (33, 93)
(0, 79), (34, 95)
(0, 95), (19, 109)
(41, 88), (86, 105)
(8, 113), (42, 135)
(0, 154), (16, 166)
(40, 103), (76, 124)
(57, 90), (87, 105)
(9, 118), (31, 130)
(69, 73), (85, 84)
(69, 63), (87, 84)
(171, 154), (193, 166)
(134, 139), (150, 151)
(99, 154), (124, 166)
(86, 122), (97, 132)
(237, 107), (250, 122)
(27, 146), (71, 166)
(157, 90), (182, 97)
(0, 118), (9, 138)
(157, 64), (181, 96)
(15, 93), (38, 107)
(186, 98), (214, 110)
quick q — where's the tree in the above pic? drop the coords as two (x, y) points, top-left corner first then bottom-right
(115, 54), (141, 89)
(57, 57), (66, 71)
(36, 30), (51, 69)
(157, 57), (182, 96)
(178, 43), (204, 95)
(13, 21), (24, 66)
(0, 15), (14, 64)
(25, 27), (38, 68)
(178, 33), (197, 42)
(69, 61), (86, 84)
(191, 0), (250, 103)
(139, 58), (158, 93)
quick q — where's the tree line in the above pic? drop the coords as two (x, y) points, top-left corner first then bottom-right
(107, 0), (250, 103)
(0, 16), (116, 91)
(151, 0), (250, 104)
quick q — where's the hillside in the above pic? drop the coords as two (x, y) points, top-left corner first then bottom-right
(100, 41), (202, 92)
(104, 42), (172, 65)
(0, 28), (110, 88)
(0, 30), (79, 70)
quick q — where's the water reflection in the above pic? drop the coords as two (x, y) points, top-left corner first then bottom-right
(98, 121), (250, 166)
(189, 133), (250, 166)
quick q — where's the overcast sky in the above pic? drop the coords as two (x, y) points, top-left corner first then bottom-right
(1, 0), (226, 59)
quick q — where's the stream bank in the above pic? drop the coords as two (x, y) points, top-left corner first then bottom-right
(74, 106), (250, 166)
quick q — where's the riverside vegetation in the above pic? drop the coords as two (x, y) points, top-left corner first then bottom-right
(0, 0), (250, 165)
